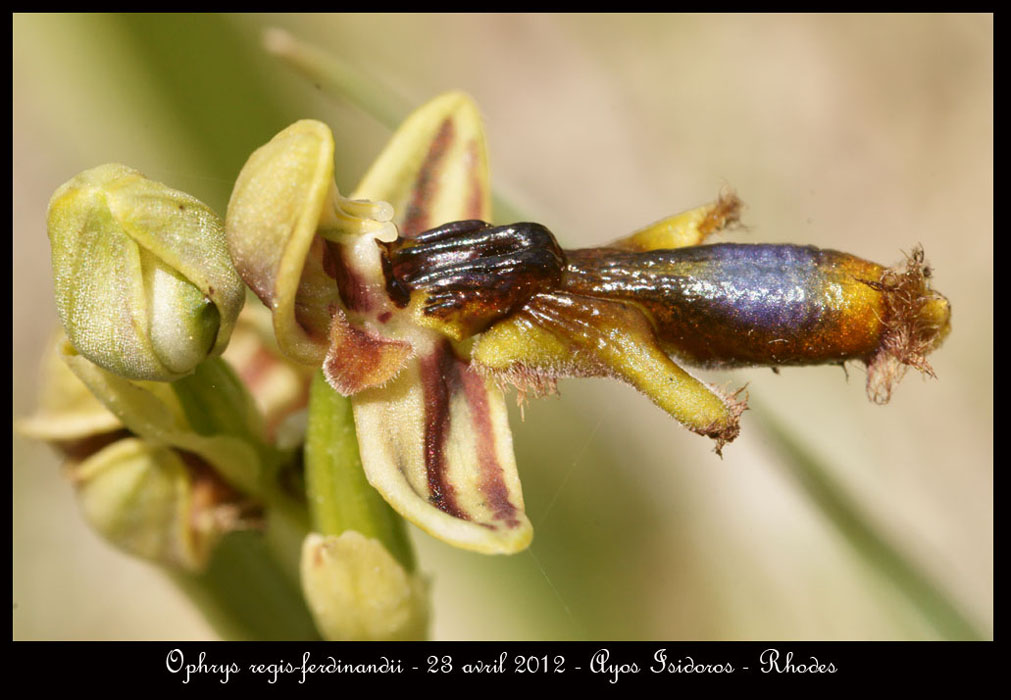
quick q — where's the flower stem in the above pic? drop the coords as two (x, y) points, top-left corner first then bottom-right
(169, 531), (320, 641)
(170, 356), (318, 637)
(171, 357), (292, 485)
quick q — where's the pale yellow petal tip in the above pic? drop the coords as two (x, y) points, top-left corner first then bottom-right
(384, 490), (534, 555)
(426, 90), (482, 116)
(353, 352), (532, 555)
(300, 531), (430, 641)
(354, 91), (491, 226)
(17, 333), (122, 441)
(451, 518), (533, 556)
(388, 89), (482, 127)
(611, 191), (743, 251)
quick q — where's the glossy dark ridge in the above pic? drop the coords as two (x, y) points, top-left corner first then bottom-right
(380, 220), (566, 335)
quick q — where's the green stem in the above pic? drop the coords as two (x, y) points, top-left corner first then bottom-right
(263, 27), (408, 136)
(170, 356), (318, 637)
(752, 403), (985, 640)
(169, 531), (319, 641)
(304, 370), (415, 571)
(171, 357), (289, 482)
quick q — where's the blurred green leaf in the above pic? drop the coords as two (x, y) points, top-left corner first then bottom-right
(754, 402), (985, 640)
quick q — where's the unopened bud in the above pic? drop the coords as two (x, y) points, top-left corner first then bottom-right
(72, 438), (254, 570)
(47, 164), (244, 381)
(300, 531), (428, 641)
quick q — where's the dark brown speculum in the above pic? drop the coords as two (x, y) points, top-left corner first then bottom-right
(379, 220), (566, 339)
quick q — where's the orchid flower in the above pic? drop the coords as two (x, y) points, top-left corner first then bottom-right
(225, 91), (951, 557)
(24, 84), (954, 642)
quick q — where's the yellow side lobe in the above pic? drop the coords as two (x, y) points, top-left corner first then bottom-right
(609, 192), (741, 251)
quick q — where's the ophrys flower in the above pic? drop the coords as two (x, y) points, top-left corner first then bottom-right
(226, 92), (951, 556)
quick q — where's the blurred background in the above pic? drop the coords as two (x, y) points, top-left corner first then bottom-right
(13, 14), (992, 640)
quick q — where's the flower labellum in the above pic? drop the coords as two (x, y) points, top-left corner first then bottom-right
(476, 236), (951, 424)
(47, 164), (245, 381)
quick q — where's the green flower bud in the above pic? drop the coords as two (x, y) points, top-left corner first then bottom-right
(72, 438), (254, 571)
(20, 334), (270, 572)
(47, 164), (244, 381)
(300, 531), (429, 641)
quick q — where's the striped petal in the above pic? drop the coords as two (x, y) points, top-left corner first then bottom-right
(344, 93), (531, 554)
(355, 91), (491, 236)
(353, 338), (530, 553)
